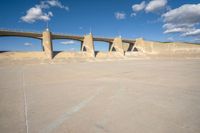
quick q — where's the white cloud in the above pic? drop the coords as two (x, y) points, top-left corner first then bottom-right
(115, 12), (126, 20)
(162, 4), (200, 37)
(46, 0), (69, 10)
(24, 42), (33, 46)
(145, 0), (167, 12)
(60, 40), (76, 45)
(38, 0), (69, 10)
(163, 23), (194, 34)
(132, 1), (146, 12)
(21, 6), (53, 23)
(162, 4), (200, 25)
(167, 37), (174, 42)
(21, 0), (68, 23)
(131, 0), (168, 16)
(130, 13), (136, 17)
(182, 29), (200, 37)
(164, 27), (189, 34)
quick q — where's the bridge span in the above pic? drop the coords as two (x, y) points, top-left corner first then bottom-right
(0, 29), (136, 59)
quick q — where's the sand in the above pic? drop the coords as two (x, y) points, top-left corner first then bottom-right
(0, 59), (200, 133)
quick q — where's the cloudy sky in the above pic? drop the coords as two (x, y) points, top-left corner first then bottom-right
(0, 0), (200, 51)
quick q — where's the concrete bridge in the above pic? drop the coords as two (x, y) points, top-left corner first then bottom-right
(0, 29), (136, 59)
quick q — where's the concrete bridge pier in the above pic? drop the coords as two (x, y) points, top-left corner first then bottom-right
(42, 29), (53, 59)
(110, 37), (124, 55)
(81, 33), (95, 57)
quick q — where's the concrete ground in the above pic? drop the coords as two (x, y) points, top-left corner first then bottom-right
(0, 59), (200, 133)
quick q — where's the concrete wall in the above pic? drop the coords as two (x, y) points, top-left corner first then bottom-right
(135, 38), (200, 57)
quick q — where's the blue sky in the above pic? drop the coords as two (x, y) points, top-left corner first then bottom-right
(0, 0), (200, 51)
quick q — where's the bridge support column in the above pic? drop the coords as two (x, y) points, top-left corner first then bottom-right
(42, 30), (53, 59)
(81, 33), (95, 57)
(109, 37), (124, 55)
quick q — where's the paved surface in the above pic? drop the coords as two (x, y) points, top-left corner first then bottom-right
(0, 59), (200, 133)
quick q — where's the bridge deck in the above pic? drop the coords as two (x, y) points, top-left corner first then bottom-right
(0, 30), (135, 43)
(0, 30), (42, 39)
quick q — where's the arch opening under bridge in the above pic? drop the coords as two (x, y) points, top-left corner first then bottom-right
(52, 39), (82, 52)
(94, 41), (110, 51)
(0, 36), (42, 52)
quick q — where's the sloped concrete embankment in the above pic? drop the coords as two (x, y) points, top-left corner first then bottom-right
(135, 38), (200, 58)
(0, 51), (143, 60)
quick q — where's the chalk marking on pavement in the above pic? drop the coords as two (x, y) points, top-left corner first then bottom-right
(22, 68), (29, 133)
(40, 88), (101, 133)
